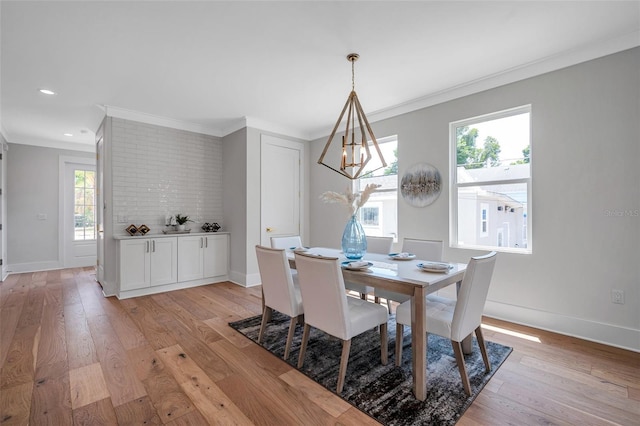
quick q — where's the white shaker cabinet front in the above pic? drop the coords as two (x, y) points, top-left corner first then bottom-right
(119, 237), (178, 291)
(203, 234), (228, 278)
(178, 234), (228, 282)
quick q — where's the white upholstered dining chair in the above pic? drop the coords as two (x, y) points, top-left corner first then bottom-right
(375, 238), (443, 312)
(255, 245), (304, 360)
(294, 251), (389, 394)
(395, 251), (497, 395)
(366, 235), (394, 254)
(344, 235), (394, 300)
(270, 235), (303, 250)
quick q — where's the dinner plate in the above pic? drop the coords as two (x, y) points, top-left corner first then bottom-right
(388, 252), (416, 260)
(417, 262), (453, 273)
(341, 261), (373, 271)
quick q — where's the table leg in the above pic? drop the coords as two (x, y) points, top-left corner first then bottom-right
(412, 286), (427, 401)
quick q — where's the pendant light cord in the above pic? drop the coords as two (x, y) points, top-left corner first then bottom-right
(352, 59), (355, 91)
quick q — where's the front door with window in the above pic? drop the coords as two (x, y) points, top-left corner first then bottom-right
(63, 159), (97, 267)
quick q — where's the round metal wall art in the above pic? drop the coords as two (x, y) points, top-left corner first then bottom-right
(400, 163), (442, 207)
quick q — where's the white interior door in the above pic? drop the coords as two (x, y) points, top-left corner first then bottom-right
(260, 135), (304, 246)
(61, 157), (97, 268)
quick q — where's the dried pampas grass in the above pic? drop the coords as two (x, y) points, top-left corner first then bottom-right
(320, 184), (381, 216)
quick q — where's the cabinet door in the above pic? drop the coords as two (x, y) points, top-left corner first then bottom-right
(150, 237), (177, 286)
(177, 236), (204, 282)
(120, 239), (150, 291)
(203, 234), (228, 278)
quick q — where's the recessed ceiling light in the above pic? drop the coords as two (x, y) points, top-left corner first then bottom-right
(38, 89), (56, 95)
(64, 133), (73, 137)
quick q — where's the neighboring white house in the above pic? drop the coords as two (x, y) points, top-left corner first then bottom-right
(457, 164), (529, 249)
(357, 174), (398, 240)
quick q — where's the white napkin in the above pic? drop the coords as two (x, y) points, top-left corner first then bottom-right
(348, 261), (369, 268)
(394, 252), (412, 258)
(420, 261), (450, 270)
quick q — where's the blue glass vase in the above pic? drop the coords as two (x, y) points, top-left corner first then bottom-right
(342, 214), (367, 260)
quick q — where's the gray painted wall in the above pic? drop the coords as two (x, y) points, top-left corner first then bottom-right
(6, 143), (94, 271)
(222, 127), (248, 284)
(309, 47), (640, 351)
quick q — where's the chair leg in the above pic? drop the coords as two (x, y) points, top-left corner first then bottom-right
(297, 323), (311, 369)
(283, 316), (298, 360)
(360, 293), (367, 300)
(395, 324), (404, 366)
(374, 296), (380, 304)
(337, 339), (352, 394)
(475, 326), (491, 372)
(387, 299), (392, 314)
(258, 306), (272, 343)
(451, 340), (472, 396)
(380, 322), (388, 365)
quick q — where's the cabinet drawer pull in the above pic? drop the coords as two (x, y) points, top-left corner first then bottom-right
(205, 237), (208, 248)
(152, 240), (156, 252)
(146, 241), (150, 253)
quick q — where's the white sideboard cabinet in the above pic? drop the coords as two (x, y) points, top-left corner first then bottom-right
(119, 237), (177, 291)
(178, 234), (228, 282)
(116, 232), (229, 299)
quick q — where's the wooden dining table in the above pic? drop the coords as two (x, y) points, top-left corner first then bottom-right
(287, 247), (467, 401)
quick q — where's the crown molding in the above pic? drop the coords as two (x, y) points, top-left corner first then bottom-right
(102, 107), (310, 140)
(7, 135), (94, 153)
(309, 30), (640, 140)
(242, 116), (310, 140)
(102, 105), (225, 137)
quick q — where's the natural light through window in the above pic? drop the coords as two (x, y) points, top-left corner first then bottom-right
(450, 106), (531, 253)
(481, 323), (541, 343)
(356, 136), (398, 242)
(74, 169), (96, 241)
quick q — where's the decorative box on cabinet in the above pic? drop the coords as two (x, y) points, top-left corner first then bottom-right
(178, 234), (228, 282)
(119, 237), (178, 291)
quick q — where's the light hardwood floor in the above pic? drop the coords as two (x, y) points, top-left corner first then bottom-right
(1, 267), (638, 425)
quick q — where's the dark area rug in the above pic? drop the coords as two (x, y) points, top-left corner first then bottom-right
(229, 311), (512, 425)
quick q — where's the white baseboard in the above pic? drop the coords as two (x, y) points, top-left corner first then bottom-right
(484, 300), (640, 353)
(116, 275), (229, 299)
(100, 279), (117, 297)
(228, 270), (261, 288)
(6, 261), (63, 275)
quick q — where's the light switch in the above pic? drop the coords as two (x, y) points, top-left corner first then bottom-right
(37, 213), (47, 220)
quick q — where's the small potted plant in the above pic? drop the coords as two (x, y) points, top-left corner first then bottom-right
(174, 214), (191, 231)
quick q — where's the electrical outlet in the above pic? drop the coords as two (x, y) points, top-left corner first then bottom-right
(611, 289), (625, 305)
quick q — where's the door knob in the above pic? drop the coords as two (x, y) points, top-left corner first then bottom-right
(266, 227), (274, 232)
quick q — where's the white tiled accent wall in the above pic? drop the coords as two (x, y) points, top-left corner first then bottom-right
(111, 118), (223, 235)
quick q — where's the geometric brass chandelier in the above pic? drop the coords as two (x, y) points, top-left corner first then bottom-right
(318, 53), (387, 179)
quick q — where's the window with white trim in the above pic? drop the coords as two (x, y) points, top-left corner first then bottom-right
(450, 106), (531, 253)
(356, 135), (398, 241)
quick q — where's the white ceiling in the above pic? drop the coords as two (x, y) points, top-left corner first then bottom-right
(1, 1), (639, 151)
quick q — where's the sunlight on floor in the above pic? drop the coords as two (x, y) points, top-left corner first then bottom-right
(481, 323), (541, 343)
